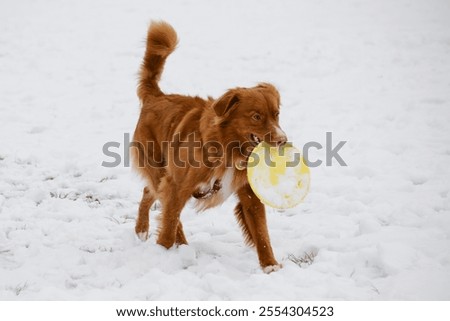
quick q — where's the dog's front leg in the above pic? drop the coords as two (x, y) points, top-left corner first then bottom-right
(235, 184), (281, 273)
(156, 176), (191, 249)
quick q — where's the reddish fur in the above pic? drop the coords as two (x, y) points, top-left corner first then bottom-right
(132, 21), (287, 272)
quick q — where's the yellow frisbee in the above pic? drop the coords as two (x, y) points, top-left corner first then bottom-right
(247, 142), (310, 209)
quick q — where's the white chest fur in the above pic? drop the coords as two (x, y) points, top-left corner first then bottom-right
(219, 168), (234, 201)
(194, 168), (235, 210)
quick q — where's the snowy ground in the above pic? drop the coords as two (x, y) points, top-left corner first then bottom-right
(1, 0), (450, 300)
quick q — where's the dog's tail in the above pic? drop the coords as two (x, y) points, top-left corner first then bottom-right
(138, 21), (178, 102)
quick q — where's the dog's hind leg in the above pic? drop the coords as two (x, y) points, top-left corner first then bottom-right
(156, 176), (191, 248)
(135, 186), (155, 241)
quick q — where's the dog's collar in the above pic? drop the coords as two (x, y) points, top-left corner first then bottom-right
(235, 161), (247, 171)
(192, 179), (222, 199)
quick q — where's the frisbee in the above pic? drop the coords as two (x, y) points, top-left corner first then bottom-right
(247, 142), (310, 209)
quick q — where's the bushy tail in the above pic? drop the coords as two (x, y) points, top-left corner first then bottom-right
(137, 21), (178, 102)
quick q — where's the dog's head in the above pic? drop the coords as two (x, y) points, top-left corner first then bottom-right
(213, 83), (287, 151)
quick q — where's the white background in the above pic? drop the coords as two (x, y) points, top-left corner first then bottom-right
(1, 301), (450, 320)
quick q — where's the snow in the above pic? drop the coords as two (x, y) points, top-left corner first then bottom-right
(1, 0), (450, 300)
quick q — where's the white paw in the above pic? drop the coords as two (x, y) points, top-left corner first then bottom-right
(263, 264), (282, 274)
(137, 231), (148, 241)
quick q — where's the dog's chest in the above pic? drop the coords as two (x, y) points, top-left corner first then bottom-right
(194, 169), (235, 209)
(218, 168), (234, 200)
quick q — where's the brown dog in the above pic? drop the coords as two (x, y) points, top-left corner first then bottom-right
(132, 21), (287, 273)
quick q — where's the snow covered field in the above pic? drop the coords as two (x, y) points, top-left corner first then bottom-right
(1, 0), (450, 300)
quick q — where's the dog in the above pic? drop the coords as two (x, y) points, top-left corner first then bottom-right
(131, 21), (288, 273)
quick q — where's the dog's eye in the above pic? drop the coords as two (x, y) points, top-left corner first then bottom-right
(274, 112), (280, 118)
(252, 113), (262, 121)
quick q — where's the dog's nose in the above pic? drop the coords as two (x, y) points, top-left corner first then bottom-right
(272, 126), (287, 146)
(276, 138), (287, 146)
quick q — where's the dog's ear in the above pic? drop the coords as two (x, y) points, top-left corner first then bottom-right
(213, 91), (239, 117)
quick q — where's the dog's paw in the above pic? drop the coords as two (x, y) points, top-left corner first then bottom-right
(136, 231), (148, 241)
(263, 264), (282, 274)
